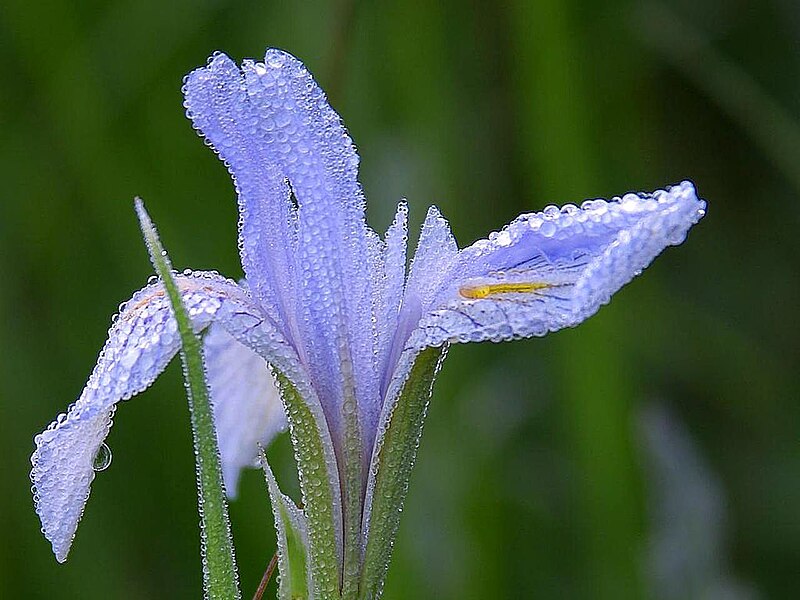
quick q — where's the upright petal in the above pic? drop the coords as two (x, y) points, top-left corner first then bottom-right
(30, 273), (292, 562)
(408, 181), (706, 349)
(239, 52), (387, 581)
(187, 50), (380, 454)
(357, 225), (388, 444)
(239, 49), (377, 444)
(376, 202), (409, 395)
(384, 206), (458, 397)
(405, 205), (459, 310)
(183, 53), (298, 337)
(205, 323), (287, 497)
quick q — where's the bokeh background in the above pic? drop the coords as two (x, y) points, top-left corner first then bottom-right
(1, 0), (798, 598)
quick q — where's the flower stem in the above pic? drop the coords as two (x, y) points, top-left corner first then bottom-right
(252, 552), (278, 600)
(135, 198), (241, 600)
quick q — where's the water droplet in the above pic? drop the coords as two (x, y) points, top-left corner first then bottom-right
(92, 443), (112, 472)
(540, 221), (557, 237)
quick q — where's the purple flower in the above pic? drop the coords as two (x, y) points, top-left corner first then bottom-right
(31, 48), (705, 583)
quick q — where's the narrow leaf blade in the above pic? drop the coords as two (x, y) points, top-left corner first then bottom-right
(135, 198), (241, 600)
(359, 346), (446, 600)
(273, 371), (342, 598)
(261, 448), (310, 600)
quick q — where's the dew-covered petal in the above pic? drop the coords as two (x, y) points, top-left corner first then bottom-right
(187, 49), (379, 455)
(356, 225), (387, 448)
(205, 323), (287, 497)
(384, 206), (458, 398)
(408, 181), (706, 349)
(183, 52), (298, 335)
(376, 202), (409, 396)
(405, 205), (459, 309)
(222, 301), (345, 570)
(30, 272), (288, 562)
(238, 49), (378, 447)
(371, 183), (705, 545)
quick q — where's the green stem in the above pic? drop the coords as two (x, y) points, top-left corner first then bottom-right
(135, 198), (241, 600)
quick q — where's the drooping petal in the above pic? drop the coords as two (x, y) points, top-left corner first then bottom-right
(365, 182), (705, 572)
(30, 272), (291, 562)
(222, 304), (345, 580)
(409, 181), (706, 349)
(183, 53), (298, 336)
(205, 323), (287, 497)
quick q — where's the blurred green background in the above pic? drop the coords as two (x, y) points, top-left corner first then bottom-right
(1, 0), (798, 598)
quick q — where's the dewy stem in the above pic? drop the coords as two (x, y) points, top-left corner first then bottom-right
(135, 198), (241, 600)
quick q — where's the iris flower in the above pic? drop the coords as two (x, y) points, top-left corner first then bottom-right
(31, 49), (705, 597)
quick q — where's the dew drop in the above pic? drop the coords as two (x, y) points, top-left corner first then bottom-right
(92, 443), (113, 472)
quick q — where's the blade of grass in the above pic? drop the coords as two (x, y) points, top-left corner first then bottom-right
(135, 198), (241, 600)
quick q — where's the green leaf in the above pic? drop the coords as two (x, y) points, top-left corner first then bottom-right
(274, 371), (342, 599)
(135, 198), (241, 600)
(261, 448), (310, 600)
(359, 346), (446, 600)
